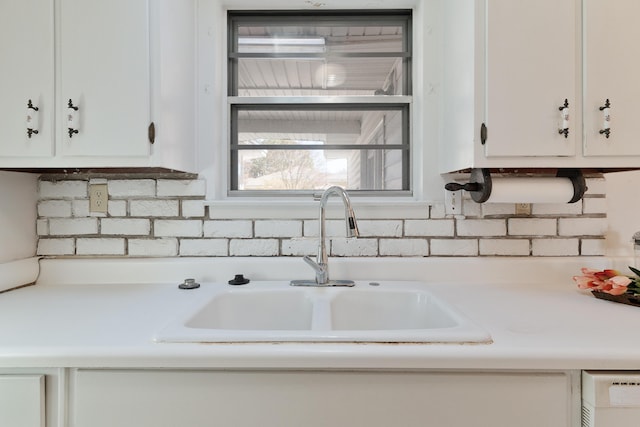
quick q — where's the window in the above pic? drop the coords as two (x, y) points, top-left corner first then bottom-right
(228, 10), (412, 196)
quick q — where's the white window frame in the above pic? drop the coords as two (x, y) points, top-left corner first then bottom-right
(228, 10), (412, 197)
(197, 0), (439, 219)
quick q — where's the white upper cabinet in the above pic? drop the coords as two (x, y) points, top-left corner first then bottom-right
(441, 0), (580, 173)
(0, 0), (196, 171)
(484, 0), (577, 158)
(583, 0), (640, 156)
(440, 0), (640, 173)
(59, 0), (150, 158)
(0, 0), (54, 158)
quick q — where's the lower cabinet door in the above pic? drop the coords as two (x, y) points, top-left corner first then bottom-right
(71, 369), (574, 427)
(0, 375), (45, 427)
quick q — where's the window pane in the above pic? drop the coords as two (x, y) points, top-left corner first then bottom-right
(229, 11), (411, 97)
(235, 149), (405, 191)
(237, 58), (403, 96)
(234, 105), (406, 147)
(233, 21), (407, 55)
(228, 11), (412, 196)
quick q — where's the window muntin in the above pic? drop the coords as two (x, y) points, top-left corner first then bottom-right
(228, 10), (412, 196)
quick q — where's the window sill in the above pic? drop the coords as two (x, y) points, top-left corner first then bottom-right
(204, 198), (431, 219)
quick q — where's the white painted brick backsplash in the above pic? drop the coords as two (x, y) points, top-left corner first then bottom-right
(130, 200), (179, 217)
(532, 202), (582, 215)
(357, 220), (402, 237)
(558, 217), (607, 236)
(255, 220), (302, 238)
(180, 239), (228, 256)
(108, 180), (155, 197)
(479, 239), (530, 256)
(481, 203), (516, 216)
(532, 238), (579, 256)
(581, 238), (606, 256)
(37, 238), (74, 255)
(76, 238), (125, 255)
(281, 238), (317, 256)
(404, 220), (454, 237)
(39, 180), (87, 199)
(36, 219), (48, 236)
(36, 176), (608, 259)
(457, 219), (506, 237)
(204, 220), (252, 238)
(49, 218), (98, 235)
(108, 200), (127, 217)
(157, 179), (205, 197)
(154, 220), (203, 237)
(38, 200), (71, 217)
(101, 218), (150, 236)
(585, 178), (606, 195)
(182, 200), (205, 218)
(508, 218), (557, 236)
(331, 238), (377, 256)
(430, 239), (478, 256)
(583, 197), (607, 214)
(379, 239), (428, 256)
(230, 239), (279, 256)
(72, 200), (90, 217)
(129, 238), (179, 256)
(462, 199), (482, 217)
(304, 220), (346, 238)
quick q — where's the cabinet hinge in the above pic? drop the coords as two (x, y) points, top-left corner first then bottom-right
(480, 123), (487, 145)
(148, 122), (156, 144)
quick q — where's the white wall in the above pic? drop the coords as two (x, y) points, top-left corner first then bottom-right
(0, 171), (38, 262)
(604, 170), (640, 257)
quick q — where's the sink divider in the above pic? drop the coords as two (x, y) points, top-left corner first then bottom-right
(310, 295), (333, 331)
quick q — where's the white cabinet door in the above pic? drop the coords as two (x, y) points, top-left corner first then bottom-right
(0, 375), (45, 427)
(484, 0), (577, 157)
(59, 0), (151, 158)
(71, 370), (573, 427)
(583, 0), (640, 156)
(0, 0), (54, 157)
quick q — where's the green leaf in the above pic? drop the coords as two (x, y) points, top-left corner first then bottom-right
(629, 266), (640, 277)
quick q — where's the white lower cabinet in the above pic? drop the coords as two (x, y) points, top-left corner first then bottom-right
(0, 375), (44, 427)
(70, 369), (576, 427)
(0, 369), (63, 427)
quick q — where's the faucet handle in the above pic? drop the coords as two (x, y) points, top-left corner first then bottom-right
(303, 255), (323, 273)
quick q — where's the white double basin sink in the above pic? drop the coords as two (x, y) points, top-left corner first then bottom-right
(155, 281), (492, 344)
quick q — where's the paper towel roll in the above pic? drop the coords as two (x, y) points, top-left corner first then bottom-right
(0, 257), (40, 293)
(485, 177), (576, 204)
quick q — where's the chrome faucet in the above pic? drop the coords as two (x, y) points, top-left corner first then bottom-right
(291, 186), (359, 287)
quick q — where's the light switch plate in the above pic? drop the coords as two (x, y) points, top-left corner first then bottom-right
(445, 189), (462, 215)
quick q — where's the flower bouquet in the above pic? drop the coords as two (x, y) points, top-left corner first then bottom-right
(573, 267), (640, 307)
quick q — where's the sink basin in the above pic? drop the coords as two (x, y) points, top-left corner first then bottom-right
(186, 290), (313, 331)
(155, 282), (491, 344)
(330, 290), (458, 330)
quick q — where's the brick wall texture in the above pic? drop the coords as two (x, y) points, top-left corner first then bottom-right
(36, 177), (607, 257)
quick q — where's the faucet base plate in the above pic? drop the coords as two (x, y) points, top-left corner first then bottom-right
(290, 279), (355, 287)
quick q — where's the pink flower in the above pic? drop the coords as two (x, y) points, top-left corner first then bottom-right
(573, 268), (632, 295)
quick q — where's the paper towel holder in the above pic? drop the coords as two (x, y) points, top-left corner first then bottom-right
(444, 168), (587, 204)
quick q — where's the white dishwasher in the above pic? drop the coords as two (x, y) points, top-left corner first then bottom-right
(582, 371), (640, 426)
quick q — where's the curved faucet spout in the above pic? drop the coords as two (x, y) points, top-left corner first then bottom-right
(310, 186), (359, 285)
(320, 185), (360, 238)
